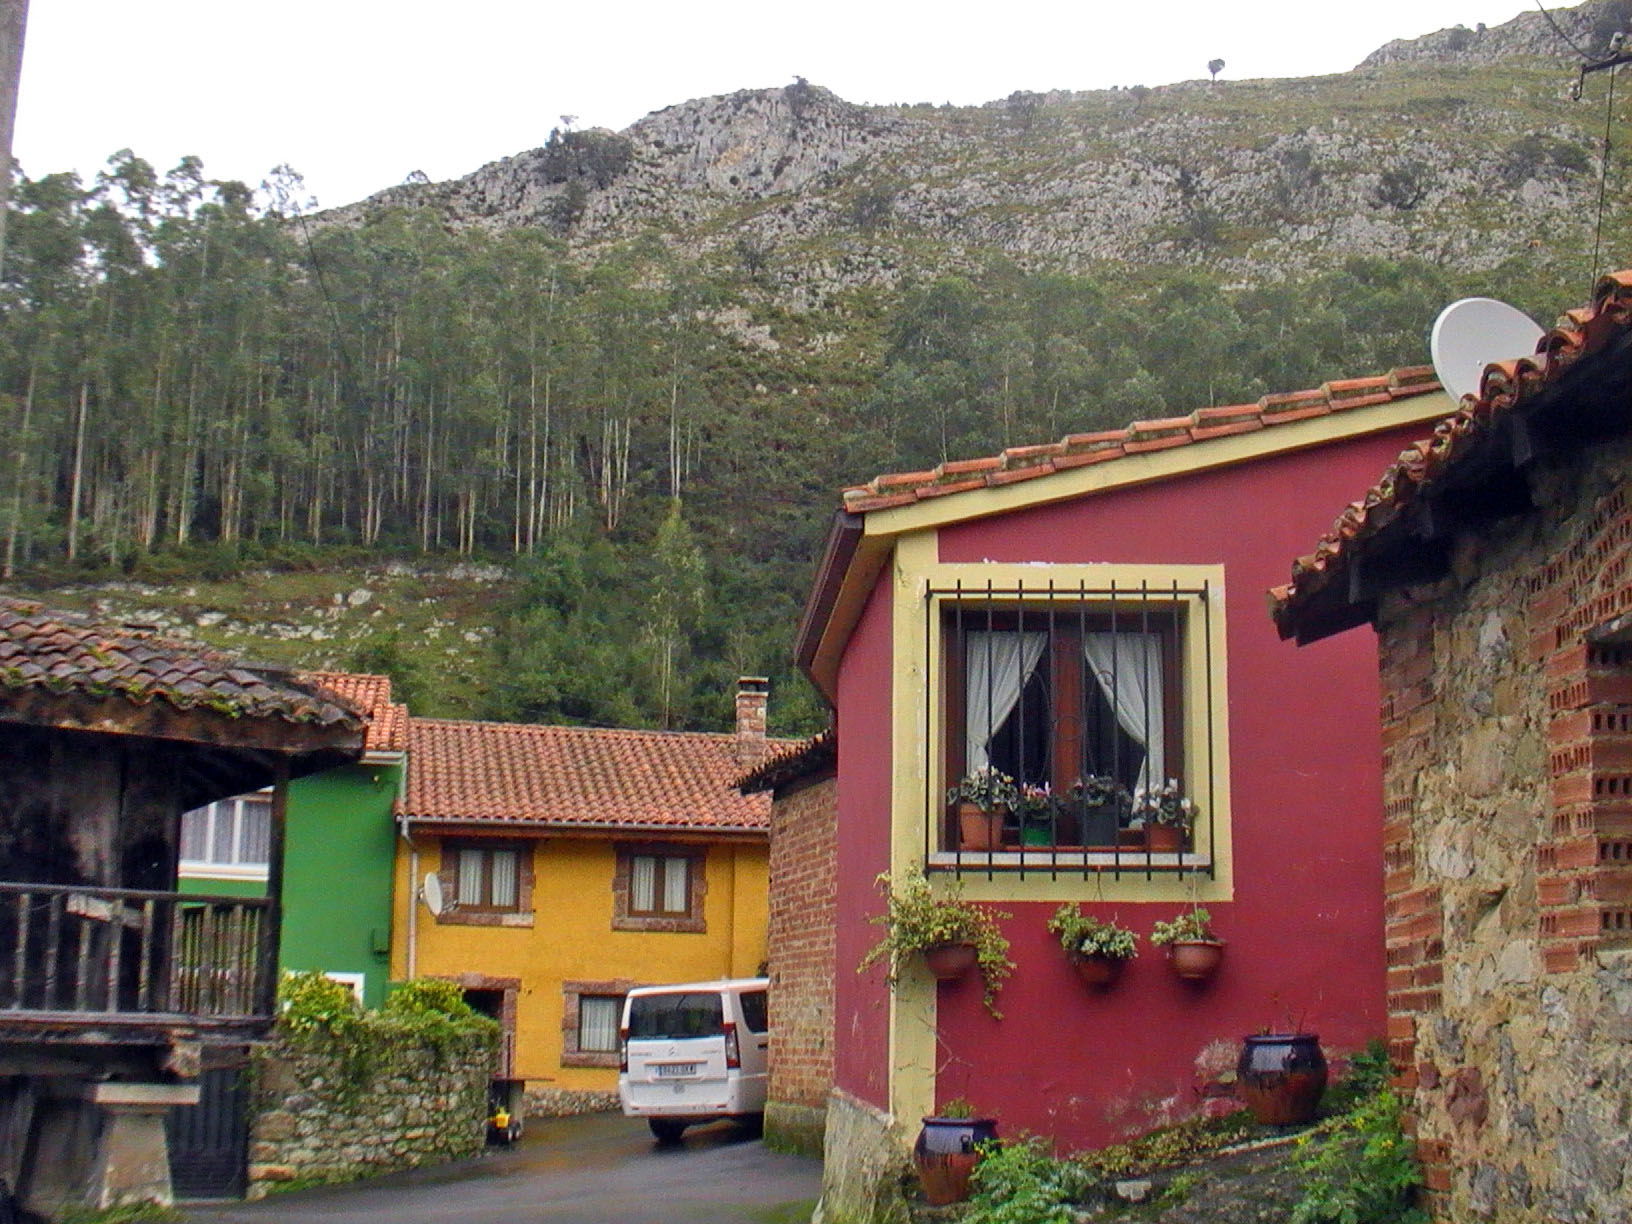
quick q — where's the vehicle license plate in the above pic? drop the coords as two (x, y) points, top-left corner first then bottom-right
(656, 1063), (698, 1078)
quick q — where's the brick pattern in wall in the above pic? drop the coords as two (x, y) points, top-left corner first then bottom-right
(766, 776), (837, 1111)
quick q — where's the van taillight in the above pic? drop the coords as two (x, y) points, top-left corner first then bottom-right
(723, 1021), (740, 1069)
(619, 1026), (629, 1073)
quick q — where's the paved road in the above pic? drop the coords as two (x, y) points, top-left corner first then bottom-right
(180, 1113), (821, 1224)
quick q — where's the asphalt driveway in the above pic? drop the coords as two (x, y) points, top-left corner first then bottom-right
(180, 1113), (821, 1224)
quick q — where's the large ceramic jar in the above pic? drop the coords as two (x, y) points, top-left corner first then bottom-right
(1237, 1033), (1328, 1125)
(912, 1115), (999, 1206)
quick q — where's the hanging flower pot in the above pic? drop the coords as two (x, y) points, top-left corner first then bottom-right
(1069, 952), (1126, 988)
(1167, 939), (1225, 980)
(922, 941), (979, 981)
(912, 1113), (998, 1206)
(1237, 1033), (1328, 1125)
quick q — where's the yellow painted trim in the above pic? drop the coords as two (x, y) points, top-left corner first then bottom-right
(885, 546), (1238, 1123)
(862, 392), (1455, 539)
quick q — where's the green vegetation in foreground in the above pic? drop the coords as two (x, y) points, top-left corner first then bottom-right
(958, 1042), (1424, 1223)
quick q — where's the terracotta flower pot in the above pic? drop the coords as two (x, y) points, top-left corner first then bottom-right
(1166, 939), (1224, 980)
(922, 941), (979, 981)
(1238, 1033), (1328, 1125)
(1144, 823), (1187, 853)
(913, 1115), (998, 1206)
(1069, 952), (1126, 988)
(957, 802), (1004, 851)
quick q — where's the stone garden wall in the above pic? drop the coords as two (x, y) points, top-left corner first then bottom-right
(1375, 436), (1632, 1221)
(248, 1027), (494, 1196)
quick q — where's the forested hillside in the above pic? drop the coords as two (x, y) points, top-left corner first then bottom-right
(2, 1), (1628, 732)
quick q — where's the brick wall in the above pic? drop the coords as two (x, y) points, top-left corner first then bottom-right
(1375, 440), (1632, 1221)
(765, 773), (836, 1145)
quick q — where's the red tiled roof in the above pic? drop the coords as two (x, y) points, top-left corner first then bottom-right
(0, 597), (364, 731)
(735, 728), (836, 795)
(841, 367), (1442, 513)
(1271, 271), (1632, 637)
(402, 717), (783, 833)
(304, 671), (409, 754)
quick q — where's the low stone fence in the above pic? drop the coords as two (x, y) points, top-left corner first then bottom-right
(248, 1022), (495, 1196)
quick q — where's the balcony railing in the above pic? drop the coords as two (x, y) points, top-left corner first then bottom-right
(0, 882), (276, 1030)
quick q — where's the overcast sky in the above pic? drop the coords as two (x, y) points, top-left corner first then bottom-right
(17, 0), (1540, 210)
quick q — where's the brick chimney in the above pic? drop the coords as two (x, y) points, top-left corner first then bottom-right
(735, 677), (769, 767)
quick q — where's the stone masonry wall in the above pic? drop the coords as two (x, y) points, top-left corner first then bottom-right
(248, 1029), (493, 1196)
(1376, 437), (1632, 1222)
(765, 774), (837, 1154)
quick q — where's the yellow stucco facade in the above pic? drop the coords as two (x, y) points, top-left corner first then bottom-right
(391, 831), (769, 1093)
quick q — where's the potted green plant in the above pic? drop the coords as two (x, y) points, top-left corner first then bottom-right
(912, 1097), (998, 1206)
(1047, 903), (1139, 987)
(1065, 774), (1129, 847)
(1132, 779), (1198, 853)
(947, 767), (1018, 850)
(1150, 906), (1224, 980)
(1015, 782), (1054, 847)
(858, 871), (1013, 1016)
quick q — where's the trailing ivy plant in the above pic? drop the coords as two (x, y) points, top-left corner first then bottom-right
(858, 871), (1012, 1017)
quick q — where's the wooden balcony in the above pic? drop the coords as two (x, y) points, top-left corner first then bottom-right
(0, 882), (277, 1041)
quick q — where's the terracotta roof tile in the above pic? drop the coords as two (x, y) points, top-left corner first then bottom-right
(1271, 272), (1632, 635)
(402, 717), (790, 834)
(735, 728), (836, 795)
(840, 365), (1442, 513)
(0, 598), (363, 731)
(303, 671), (410, 754)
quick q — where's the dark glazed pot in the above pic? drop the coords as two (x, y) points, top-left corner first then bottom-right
(1238, 1033), (1328, 1125)
(922, 941), (978, 981)
(913, 1115), (998, 1206)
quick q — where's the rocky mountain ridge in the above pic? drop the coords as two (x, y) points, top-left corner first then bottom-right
(320, 0), (1630, 306)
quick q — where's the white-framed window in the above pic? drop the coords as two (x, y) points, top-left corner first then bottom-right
(180, 791), (273, 880)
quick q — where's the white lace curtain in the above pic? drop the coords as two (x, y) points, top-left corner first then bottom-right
(963, 630), (1047, 773)
(1082, 631), (1164, 791)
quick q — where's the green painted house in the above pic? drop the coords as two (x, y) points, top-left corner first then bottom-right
(179, 672), (407, 1009)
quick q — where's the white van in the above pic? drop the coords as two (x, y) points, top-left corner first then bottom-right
(618, 977), (770, 1142)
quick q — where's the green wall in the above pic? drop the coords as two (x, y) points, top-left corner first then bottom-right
(279, 762), (401, 1009)
(178, 760), (401, 1009)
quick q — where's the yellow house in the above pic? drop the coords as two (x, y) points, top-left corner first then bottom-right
(390, 680), (776, 1112)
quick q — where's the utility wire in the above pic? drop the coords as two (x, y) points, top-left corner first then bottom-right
(1534, 0), (1593, 59)
(1591, 62), (1618, 289)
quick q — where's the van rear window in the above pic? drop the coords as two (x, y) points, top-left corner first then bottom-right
(740, 990), (768, 1033)
(627, 992), (725, 1039)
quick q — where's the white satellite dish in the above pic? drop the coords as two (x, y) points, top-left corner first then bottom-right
(1430, 297), (1545, 402)
(421, 871), (446, 917)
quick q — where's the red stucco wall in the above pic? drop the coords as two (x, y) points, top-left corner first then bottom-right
(840, 425), (1425, 1148)
(832, 572), (895, 1109)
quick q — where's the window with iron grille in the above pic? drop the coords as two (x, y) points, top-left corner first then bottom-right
(932, 577), (1218, 878)
(179, 791), (272, 878)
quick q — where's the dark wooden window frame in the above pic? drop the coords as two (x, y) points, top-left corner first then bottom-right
(560, 978), (640, 1068)
(612, 843), (707, 933)
(437, 839), (535, 928)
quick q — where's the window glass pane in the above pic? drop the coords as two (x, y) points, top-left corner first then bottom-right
(739, 990), (768, 1033)
(627, 992), (724, 1039)
(239, 800), (271, 866)
(180, 808), (208, 862)
(457, 849), (483, 905)
(579, 996), (621, 1051)
(661, 856), (689, 914)
(211, 803), (235, 863)
(489, 850), (518, 908)
(631, 855), (657, 911)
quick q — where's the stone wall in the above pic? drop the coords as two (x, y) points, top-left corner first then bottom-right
(248, 1028), (493, 1196)
(812, 1089), (912, 1224)
(766, 773), (836, 1154)
(1375, 437), (1632, 1221)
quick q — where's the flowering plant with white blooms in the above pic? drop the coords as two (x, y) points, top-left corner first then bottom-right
(1131, 779), (1198, 829)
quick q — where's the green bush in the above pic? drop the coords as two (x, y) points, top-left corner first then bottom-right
(964, 1137), (1090, 1224)
(1290, 1086), (1428, 1224)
